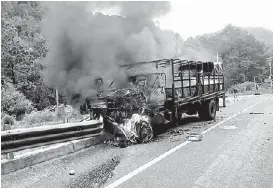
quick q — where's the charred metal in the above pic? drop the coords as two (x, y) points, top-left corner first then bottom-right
(80, 59), (225, 145)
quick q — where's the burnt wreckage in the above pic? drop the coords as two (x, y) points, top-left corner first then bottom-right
(80, 59), (225, 144)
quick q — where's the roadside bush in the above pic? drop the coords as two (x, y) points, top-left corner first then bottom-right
(1, 83), (34, 120)
(228, 82), (254, 93)
(5, 103), (85, 129)
(19, 106), (84, 128)
(1, 114), (15, 131)
(20, 109), (61, 128)
(2, 114), (15, 125)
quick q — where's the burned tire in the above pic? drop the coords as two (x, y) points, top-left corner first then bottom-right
(198, 99), (216, 121)
(136, 120), (153, 143)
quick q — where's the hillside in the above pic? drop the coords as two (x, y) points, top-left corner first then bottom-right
(246, 27), (273, 47)
(179, 25), (273, 88)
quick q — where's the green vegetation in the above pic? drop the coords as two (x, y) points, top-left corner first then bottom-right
(179, 24), (273, 89)
(1, 83), (33, 120)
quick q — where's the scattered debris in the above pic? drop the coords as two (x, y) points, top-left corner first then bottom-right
(169, 129), (184, 136)
(118, 142), (128, 148)
(249, 112), (264, 115)
(187, 133), (202, 141)
(69, 170), (76, 175)
(104, 139), (132, 148)
(171, 139), (181, 142)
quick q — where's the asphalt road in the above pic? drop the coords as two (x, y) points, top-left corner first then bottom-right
(2, 94), (273, 188)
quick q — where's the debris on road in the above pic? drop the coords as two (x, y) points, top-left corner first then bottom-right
(187, 133), (202, 141)
(249, 112), (265, 114)
(169, 129), (184, 136)
(69, 170), (75, 175)
(104, 139), (132, 148)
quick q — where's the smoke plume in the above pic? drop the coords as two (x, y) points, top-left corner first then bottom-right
(42, 1), (176, 107)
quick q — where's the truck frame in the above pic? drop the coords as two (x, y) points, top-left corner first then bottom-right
(81, 58), (226, 142)
(121, 58), (226, 122)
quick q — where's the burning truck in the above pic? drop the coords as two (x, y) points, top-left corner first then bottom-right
(79, 58), (225, 145)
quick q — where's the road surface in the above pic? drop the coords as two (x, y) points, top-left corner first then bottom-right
(2, 94), (273, 188)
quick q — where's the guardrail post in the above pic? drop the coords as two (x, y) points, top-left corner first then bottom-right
(3, 123), (14, 160)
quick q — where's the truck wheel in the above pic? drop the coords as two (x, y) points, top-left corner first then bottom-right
(137, 120), (153, 143)
(207, 100), (216, 120)
(198, 100), (216, 121)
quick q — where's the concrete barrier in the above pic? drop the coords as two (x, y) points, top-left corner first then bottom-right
(1, 137), (99, 175)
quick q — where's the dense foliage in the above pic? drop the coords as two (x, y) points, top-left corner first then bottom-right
(1, 83), (33, 120)
(1, 1), (64, 113)
(180, 24), (273, 88)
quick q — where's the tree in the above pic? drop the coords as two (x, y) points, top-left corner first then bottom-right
(1, 1), (58, 110)
(182, 24), (270, 88)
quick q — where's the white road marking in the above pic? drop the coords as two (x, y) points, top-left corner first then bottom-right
(104, 96), (270, 188)
(220, 125), (237, 130)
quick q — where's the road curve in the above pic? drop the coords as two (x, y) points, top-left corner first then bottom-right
(2, 94), (273, 188)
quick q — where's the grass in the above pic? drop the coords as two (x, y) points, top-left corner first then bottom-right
(1, 105), (85, 130)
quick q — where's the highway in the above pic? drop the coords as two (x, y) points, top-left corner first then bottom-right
(2, 94), (273, 188)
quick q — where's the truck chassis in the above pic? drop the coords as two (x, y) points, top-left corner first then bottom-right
(81, 58), (226, 143)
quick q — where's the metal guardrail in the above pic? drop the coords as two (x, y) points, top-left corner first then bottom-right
(1, 119), (104, 154)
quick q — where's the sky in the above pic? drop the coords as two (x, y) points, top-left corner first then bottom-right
(157, 0), (273, 39)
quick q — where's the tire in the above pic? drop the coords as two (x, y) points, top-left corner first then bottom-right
(136, 120), (153, 143)
(198, 99), (216, 121)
